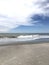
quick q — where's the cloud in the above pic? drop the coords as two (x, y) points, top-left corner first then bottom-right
(0, 0), (49, 32)
(30, 0), (49, 26)
(35, 0), (49, 15)
(31, 14), (49, 25)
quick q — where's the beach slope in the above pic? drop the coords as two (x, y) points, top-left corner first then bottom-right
(0, 43), (49, 65)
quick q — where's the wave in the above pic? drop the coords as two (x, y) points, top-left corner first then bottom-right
(0, 35), (49, 42)
(17, 35), (49, 39)
(17, 35), (40, 40)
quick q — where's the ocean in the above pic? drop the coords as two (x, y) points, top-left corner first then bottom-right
(0, 33), (49, 45)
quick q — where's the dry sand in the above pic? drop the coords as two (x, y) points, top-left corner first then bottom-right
(0, 43), (49, 65)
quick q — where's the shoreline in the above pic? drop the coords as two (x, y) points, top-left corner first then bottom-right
(0, 39), (49, 46)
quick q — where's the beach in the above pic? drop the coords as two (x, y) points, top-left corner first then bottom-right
(0, 42), (49, 65)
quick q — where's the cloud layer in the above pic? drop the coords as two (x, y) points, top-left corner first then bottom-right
(0, 0), (49, 32)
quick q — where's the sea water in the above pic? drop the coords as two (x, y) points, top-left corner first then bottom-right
(0, 33), (49, 45)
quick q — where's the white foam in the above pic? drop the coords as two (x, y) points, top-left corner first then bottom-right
(40, 35), (49, 38)
(17, 35), (49, 39)
(17, 35), (33, 39)
(17, 35), (40, 40)
(0, 35), (49, 44)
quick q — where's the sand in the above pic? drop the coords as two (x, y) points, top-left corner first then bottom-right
(0, 43), (49, 65)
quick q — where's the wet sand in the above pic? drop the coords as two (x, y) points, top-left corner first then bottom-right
(0, 43), (49, 65)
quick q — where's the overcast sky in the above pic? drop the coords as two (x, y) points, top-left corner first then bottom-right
(0, 0), (49, 33)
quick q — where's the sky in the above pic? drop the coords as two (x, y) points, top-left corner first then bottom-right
(0, 0), (49, 33)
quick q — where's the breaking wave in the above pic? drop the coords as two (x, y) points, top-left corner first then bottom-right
(17, 35), (49, 40)
(0, 35), (49, 43)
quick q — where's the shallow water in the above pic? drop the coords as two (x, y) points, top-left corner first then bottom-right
(0, 33), (49, 45)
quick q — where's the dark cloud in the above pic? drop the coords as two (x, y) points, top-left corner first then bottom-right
(30, 14), (49, 25)
(36, 0), (49, 7)
(30, 0), (49, 25)
(35, 0), (49, 13)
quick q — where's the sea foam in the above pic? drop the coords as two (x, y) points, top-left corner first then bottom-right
(0, 35), (49, 44)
